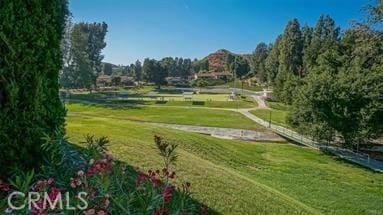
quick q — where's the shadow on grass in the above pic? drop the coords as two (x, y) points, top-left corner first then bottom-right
(67, 99), (148, 109)
(192, 101), (205, 106)
(155, 100), (168, 104)
(68, 143), (220, 215)
(157, 88), (183, 94)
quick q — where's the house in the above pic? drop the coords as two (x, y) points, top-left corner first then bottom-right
(120, 76), (135, 86)
(262, 89), (274, 100)
(166, 76), (188, 85)
(194, 71), (233, 80)
(96, 75), (112, 87)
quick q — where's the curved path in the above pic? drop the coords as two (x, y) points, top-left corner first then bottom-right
(230, 88), (383, 172)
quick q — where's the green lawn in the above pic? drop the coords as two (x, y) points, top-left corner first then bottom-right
(265, 101), (291, 111)
(67, 92), (258, 109)
(216, 80), (264, 91)
(67, 103), (263, 130)
(250, 109), (290, 127)
(66, 113), (383, 215)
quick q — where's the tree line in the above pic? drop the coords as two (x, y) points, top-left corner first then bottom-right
(60, 22), (197, 90)
(249, 1), (383, 147)
(102, 57), (196, 88)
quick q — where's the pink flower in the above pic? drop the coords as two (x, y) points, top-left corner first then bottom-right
(152, 210), (160, 215)
(0, 181), (10, 192)
(47, 177), (55, 185)
(151, 177), (161, 186)
(70, 178), (81, 188)
(84, 209), (96, 215)
(97, 210), (107, 215)
(48, 187), (61, 207)
(162, 207), (169, 215)
(137, 172), (149, 185)
(32, 180), (46, 192)
(31, 199), (45, 213)
(77, 170), (85, 177)
(162, 186), (173, 202)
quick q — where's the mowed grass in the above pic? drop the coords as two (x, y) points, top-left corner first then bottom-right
(250, 109), (290, 127)
(66, 114), (383, 215)
(250, 101), (291, 127)
(67, 103), (263, 130)
(68, 92), (258, 109)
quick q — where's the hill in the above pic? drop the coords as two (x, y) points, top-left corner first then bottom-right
(195, 49), (253, 75)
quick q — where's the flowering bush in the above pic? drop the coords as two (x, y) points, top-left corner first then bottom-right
(0, 135), (209, 214)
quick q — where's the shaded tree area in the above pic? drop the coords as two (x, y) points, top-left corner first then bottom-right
(251, 42), (269, 82)
(60, 21), (108, 90)
(192, 58), (209, 72)
(249, 1), (382, 147)
(0, 0), (68, 177)
(141, 57), (194, 88)
(285, 1), (383, 148)
(143, 58), (167, 89)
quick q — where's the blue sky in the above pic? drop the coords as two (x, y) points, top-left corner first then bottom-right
(69, 0), (370, 65)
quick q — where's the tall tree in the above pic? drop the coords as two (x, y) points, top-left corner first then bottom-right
(0, 0), (68, 177)
(252, 42), (269, 82)
(274, 18), (303, 103)
(134, 60), (143, 84)
(144, 59), (167, 89)
(278, 18), (303, 76)
(181, 58), (192, 79)
(62, 22), (108, 90)
(87, 22), (108, 88)
(303, 15), (340, 72)
(265, 35), (282, 84)
(160, 57), (177, 77)
(225, 53), (236, 72)
(103, 63), (113, 75)
(288, 2), (383, 147)
(230, 56), (250, 92)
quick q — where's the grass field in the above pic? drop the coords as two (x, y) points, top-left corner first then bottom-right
(250, 109), (290, 127)
(66, 111), (383, 215)
(250, 100), (291, 127)
(215, 80), (264, 91)
(67, 103), (263, 130)
(265, 101), (291, 111)
(67, 91), (258, 109)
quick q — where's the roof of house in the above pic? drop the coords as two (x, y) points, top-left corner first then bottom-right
(196, 71), (233, 77)
(97, 75), (112, 82)
(120, 76), (134, 82)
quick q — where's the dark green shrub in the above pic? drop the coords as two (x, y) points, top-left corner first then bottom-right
(0, 0), (68, 177)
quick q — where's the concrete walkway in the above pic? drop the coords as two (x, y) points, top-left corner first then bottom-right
(148, 122), (286, 142)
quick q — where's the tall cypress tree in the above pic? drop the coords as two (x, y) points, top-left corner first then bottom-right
(252, 42), (269, 82)
(278, 18), (303, 76)
(0, 0), (68, 177)
(274, 18), (303, 103)
(303, 15), (339, 71)
(265, 35), (282, 84)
